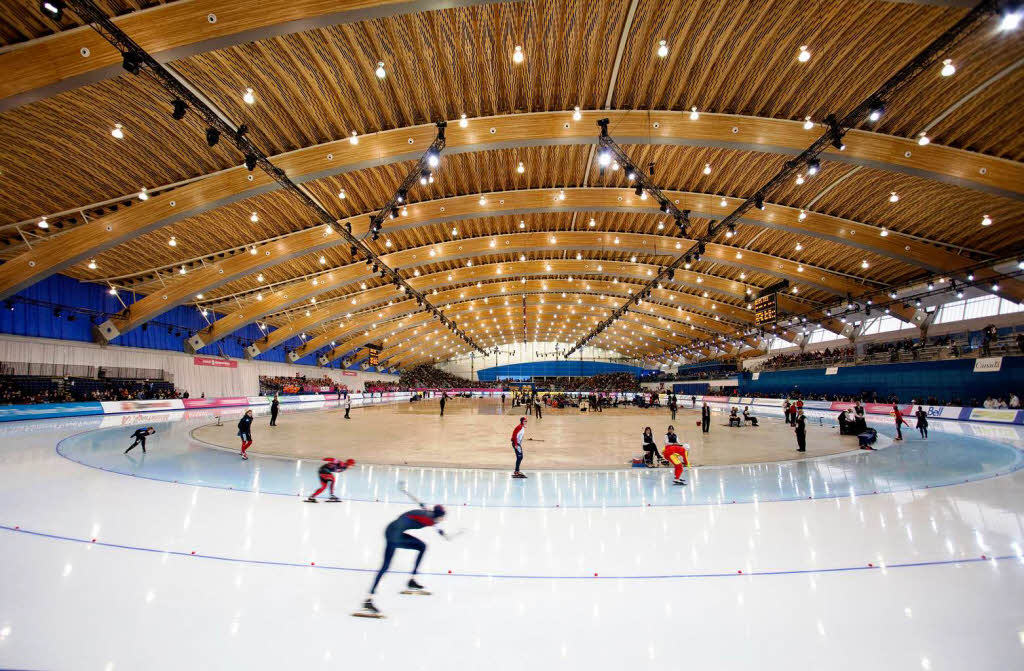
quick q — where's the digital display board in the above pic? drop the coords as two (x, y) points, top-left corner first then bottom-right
(754, 293), (777, 325)
(366, 343), (383, 366)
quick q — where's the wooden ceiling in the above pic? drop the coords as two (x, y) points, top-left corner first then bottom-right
(0, 0), (1021, 367)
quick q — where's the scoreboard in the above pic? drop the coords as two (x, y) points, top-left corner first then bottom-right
(753, 293), (777, 325)
(366, 343), (383, 366)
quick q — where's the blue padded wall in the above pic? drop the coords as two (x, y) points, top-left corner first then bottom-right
(477, 360), (645, 381)
(0, 274), (343, 368)
(740, 357), (1024, 404)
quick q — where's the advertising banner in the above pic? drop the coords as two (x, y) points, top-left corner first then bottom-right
(968, 408), (1021, 423)
(0, 401), (105, 422)
(703, 396), (729, 403)
(924, 406), (969, 421)
(246, 396), (272, 405)
(973, 357), (1003, 373)
(193, 356), (237, 368)
(182, 397), (250, 409)
(825, 367), (839, 375)
(100, 399), (185, 414)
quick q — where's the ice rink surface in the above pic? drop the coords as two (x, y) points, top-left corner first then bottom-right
(1, 399), (1022, 670)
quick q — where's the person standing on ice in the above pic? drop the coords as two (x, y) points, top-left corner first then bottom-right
(237, 410), (254, 459)
(360, 503), (447, 616)
(511, 416), (528, 478)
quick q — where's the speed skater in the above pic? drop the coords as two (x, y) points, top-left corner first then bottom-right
(663, 441), (690, 486)
(305, 457), (355, 502)
(360, 503), (447, 616)
(124, 427), (155, 454)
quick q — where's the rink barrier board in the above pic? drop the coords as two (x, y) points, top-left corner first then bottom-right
(1, 389), (1021, 424)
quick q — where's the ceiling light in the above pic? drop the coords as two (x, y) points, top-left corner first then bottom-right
(755, 196), (765, 210)
(138, 187), (149, 201)
(806, 159), (820, 176)
(981, 214), (992, 226)
(479, 196), (486, 206)
(111, 123), (124, 139)
(795, 174), (804, 185)
(797, 264), (804, 272)
(689, 106), (699, 121)
(168, 236), (177, 247)
(598, 150), (612, 167)
(703, 163), (711, 175)
(375, 61), (386, 79)
(257, 274), (264, 282)
(939, 58), (956, 77)
(1000, 11), (1021, 31)
(350, 131), (359, 145)
(459, 114), (468, 128)
(512, 45), (524, 63)
(797, 45), (811, 62)
(40, 1), (65, 20)
(250, 245), (257, 255)
(861, 260), (869, 269)
(243, 88), (256, 104)
(798, 209), (807, 221)
(795, 242), (803, 251)
(992, 283), (1000, 292)
(889, 191), (899, 203)
(803, 116), (813, 130)
(868, 103), (884, 122)
(657, 39), (669, 58)
(37, 217), (48, 229)
(517, 161), (524, 174)
(880, 227), (889, 237)
(179, 266), (186, 275)
(558, 190), (566, 200)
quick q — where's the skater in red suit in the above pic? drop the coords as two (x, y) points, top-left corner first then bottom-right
(306, 457), (355, 502)
(892, 404), (910, 440)
(663, 441), (689, 486)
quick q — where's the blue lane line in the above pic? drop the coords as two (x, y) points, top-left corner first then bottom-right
(1, 523), (1019, 581)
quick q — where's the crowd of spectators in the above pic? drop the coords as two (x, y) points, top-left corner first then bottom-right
(0, 376), (179, 405)
(258, 375), (341, 395)
(398, 365), (493, 389)
(363, 379), (401, 392)
(759, 346), (856, 371)
(558, 372), (642, 392)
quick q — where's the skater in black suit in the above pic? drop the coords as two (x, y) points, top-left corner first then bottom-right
(915, 406), (929, 439)
(795, 410), (807, 452)
(125, 427), (155, 454)
(238, 410), (254, 459)
(701, 402), (711, 433)
(270, 394), (280, 426)
(439, 392), (447, 417)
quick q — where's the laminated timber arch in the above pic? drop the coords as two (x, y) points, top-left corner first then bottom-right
(77, 183), (1002, 344)
(1, 111), (1020, 305)
(0, 0), (976, 111)
(253, 277), (757, 361)
(190, 229), (909, 357)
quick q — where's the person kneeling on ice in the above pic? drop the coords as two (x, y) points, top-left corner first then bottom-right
(361, 503), (447, 616)
(305, 457), (355, 502)
(663, 441), (689, 486)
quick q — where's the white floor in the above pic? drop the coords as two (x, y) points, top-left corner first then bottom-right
(0, 404), (1022, 670)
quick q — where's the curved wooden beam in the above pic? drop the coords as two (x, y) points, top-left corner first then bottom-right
(274, 278), (750, 362)
(198, 257), (758, 352)
(2, 111), (1018, 304)
(0, 0), (511, 110)
(86, 181), (964, 343)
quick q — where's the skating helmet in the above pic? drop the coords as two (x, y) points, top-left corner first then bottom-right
(345, 458), (356, 467)
(433, 504), (446, 518)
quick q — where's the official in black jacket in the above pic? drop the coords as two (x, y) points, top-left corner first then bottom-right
(795, 411), (807, 452)
(701, 402), (711, 433)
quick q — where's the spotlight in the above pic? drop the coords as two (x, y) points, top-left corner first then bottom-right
(419, 170), (431, 186)
(634, 185), (643, 197)
(660, 200), (671, 214)
(206, 127), (220, 147)
(122, 52), (142, 75)
(999, 11), (1022, 31)
(375, 61), (386, 79)
(171, 99), (187, 120)
(755, 195), (765, 210)
(244, 153), (257, 171)
(40, 0), (64, 20)
(806, 159), (820, 176)
(426, 149), (440, 168)
(867, 101), (884, 122)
